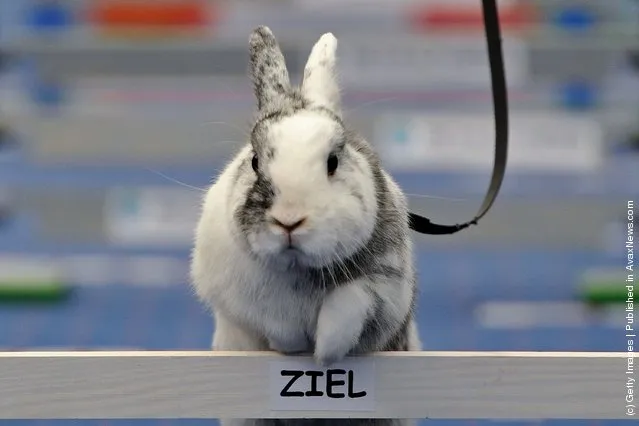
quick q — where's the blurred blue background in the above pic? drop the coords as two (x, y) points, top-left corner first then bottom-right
(0, 0), (638, 425)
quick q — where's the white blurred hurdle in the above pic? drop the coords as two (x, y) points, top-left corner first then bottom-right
(0, 351), (629, 419)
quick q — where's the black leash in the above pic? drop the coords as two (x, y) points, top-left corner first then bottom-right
(408, 0), (509, 235)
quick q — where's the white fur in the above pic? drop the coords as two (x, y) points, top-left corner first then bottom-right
(191, 26), (419, 358)
(192, 149), (323, 355)
(192, 170), (321, 352)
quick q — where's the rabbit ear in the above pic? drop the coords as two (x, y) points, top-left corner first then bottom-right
(249, 26), (292, 111)
(301, 33), (341, 115)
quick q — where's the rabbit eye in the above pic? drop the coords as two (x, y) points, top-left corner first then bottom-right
(327, 153), (338, 176)
(251, 154), (259, 172)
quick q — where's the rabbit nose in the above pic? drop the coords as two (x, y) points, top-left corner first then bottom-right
(270, 216), (307, 233)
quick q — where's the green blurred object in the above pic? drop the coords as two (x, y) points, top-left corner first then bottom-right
(0, 259), (73, 303)
(0, 280), (73, 303)
(579, 269), (631, 305)
(581, 284), (631, 304)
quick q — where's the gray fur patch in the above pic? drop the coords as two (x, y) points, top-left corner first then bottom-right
(235, 174), (276, 236)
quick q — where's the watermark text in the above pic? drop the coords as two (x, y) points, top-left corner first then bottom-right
(626, 200), (635, 416)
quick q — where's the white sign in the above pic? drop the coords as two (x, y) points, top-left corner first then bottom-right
(376, 112), (604, 173)
(337, 36), (528, 89)
(105, 187), (202, 246)
(270, 358), (375, 412)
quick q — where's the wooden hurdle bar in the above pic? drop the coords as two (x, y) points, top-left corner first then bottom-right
(0, 351), (630, 419)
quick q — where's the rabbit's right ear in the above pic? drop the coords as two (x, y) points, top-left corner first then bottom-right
(249, 26), (291, 111)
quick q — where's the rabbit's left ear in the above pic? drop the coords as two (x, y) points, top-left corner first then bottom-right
(301, 33), (341, 115)
(249, 26), (292, 111)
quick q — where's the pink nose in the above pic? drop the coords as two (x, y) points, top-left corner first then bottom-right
(270, 216), (306, 233)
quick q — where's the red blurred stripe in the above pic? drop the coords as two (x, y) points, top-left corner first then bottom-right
(87, 0), (213, 28)
(408, 1), (537, 31)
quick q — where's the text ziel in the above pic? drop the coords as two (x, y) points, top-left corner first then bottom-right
(270, 359), (375, 411)
(280, 369), (367, 398)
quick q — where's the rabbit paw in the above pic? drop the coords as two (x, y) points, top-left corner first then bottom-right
(313, 283), (373, 366)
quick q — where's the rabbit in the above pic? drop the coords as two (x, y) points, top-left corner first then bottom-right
(190, 26), (420, 426)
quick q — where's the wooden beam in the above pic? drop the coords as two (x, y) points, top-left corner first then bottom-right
(0, 351), (630, 419)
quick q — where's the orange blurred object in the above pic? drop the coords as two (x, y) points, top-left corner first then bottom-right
(87, 0), (213, 31)
(408, 1), (537, 32)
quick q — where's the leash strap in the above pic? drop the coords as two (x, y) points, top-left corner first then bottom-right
(408, 0), (509, 235)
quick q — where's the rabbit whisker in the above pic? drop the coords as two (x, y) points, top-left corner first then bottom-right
(144, 168), (208, 193)
(404, 193), (467, 202)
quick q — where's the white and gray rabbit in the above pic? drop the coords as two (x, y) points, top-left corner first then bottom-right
(190, 26), (420, 426)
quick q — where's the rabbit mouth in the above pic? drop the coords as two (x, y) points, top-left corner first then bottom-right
(264, 246), (310, 271)
(250, 230), (338, 269)
(273, 242), (329, 268)
(281, 245), (302, 255)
